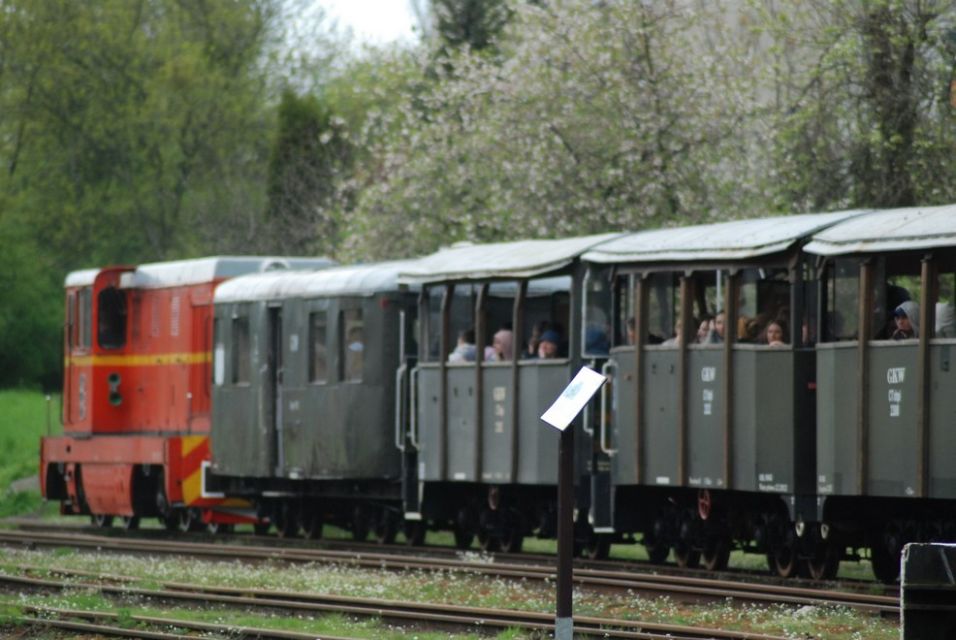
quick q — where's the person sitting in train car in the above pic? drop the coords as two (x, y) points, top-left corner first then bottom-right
(760, 319), (788, 347)
(696, 314), (714, 344)
(936, 302), (956, 337)
(585, 325), (610, 355)
(536, 329), (562, 359)
(891, 301), (920, 340)
(876, 285), (912, 339)
(486, 328), (514, 361)
(707, 311), (725, 343)
(448, 328), (477, 363)
(525, 320), (550, 358)
(662, 319), (683, 346)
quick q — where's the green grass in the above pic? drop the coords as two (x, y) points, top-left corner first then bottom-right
(0, 389), (58, 517)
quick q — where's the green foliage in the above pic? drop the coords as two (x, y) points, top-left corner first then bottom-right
(263, 88), (352, 256)
(762, 0), (956, 210)
(0, 390), (56, 516)
(433, 0), (512, 53)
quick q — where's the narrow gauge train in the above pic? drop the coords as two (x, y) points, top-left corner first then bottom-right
(39, 205), (956, 583)
(40, 257), (332, 531)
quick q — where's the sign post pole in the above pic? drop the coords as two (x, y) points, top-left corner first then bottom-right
(555, 423), (574, 640)
(541, 366), (608, 640)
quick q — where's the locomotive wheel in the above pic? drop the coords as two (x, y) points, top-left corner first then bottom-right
(403, 520), (426, 546)
(453, 526), (474, 550)
(373, 510), (398, 545)
(302, 511), (324, 540)
(274, 505), (300, 539)
(351, 506), (370, 542)
(175, 508), (197, 533)
(499, 526), (524, 554)
(767, 544), (799, 578)
(869, 543), (900, 583)
(644, 537), (670, 564)
(673, 544), (700, 569)
(91, 514), (114, 528)
(477, 530), (501, 552)
(701, 536), (731, 572)
(804, 543), (840, 581)
(253, 522), (271, 536)
(120, 516), (140, 531)
(582, 533), (611, 560)
(206, 522), (233, 535)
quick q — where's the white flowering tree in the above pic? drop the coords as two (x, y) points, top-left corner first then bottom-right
(346, 1), (772, 259)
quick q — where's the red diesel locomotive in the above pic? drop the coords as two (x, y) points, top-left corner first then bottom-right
(40, 257), (330, 530)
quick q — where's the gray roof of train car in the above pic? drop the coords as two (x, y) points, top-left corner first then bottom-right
(804, 204), (956, 255)
(581, 211), (867, 264)
(214, 260), (420, 303)
(397, 233), (622, 284)
(64, 256), (334, 289)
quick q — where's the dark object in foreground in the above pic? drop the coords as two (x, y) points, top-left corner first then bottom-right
(901, 543), (956, 639)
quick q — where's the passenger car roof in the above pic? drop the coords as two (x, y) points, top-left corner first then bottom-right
(64, 257), (334, 289)
(214, 260), (420, 303)
(397, 233), (622, 284)
(581, 211), (866, 264)
(803, 205), (956, 255)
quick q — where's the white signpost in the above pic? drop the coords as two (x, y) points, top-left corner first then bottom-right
(541, 365), (608, 640)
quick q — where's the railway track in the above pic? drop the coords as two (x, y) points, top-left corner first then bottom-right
(2, 569), (794, 639)
(0, 527), (899, 617)
(6, 517), (896, 597)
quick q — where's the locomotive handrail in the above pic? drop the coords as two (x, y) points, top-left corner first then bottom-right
(409, 366), (421, 450)
(394, 363), (408, 452)
(599, 360), (618, 456)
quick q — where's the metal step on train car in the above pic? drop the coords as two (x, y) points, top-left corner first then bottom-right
(41, 256), (332, 531)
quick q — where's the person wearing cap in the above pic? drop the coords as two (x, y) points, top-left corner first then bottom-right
(891, 300), (920, 340)
(537, 330), (561, 359)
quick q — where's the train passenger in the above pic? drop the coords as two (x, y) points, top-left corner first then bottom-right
(537, 330), (561, 359)
(936, 302), (956, 337)
(891, 301), (920, 340)
(696, 314), (714, 344)
(708, 311), (725, 343)
(487, 328), (514, 361)
(525, 321), (551, 358)
(585, 325), (610, 355)
(448, 328), (477, 363)
(761, 320), (787, 347)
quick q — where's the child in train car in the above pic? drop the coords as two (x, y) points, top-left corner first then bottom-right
(891, 301), (920, 339)
(536, 330), (561, 359)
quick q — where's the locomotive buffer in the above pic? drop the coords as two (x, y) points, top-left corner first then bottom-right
(541, 366), (607, 640)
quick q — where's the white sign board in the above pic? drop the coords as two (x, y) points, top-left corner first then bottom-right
(541, 366), (607, 432)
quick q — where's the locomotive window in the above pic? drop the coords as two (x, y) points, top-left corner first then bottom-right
(97, 286), (127, 350)
(66, 291), (76, 349)
(342, 309), (363, 383)
(823, 259), (859, 342)
(309, 311), (328, 383)
(77, 287), (92, 349)
(232, 316), (250, 384)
